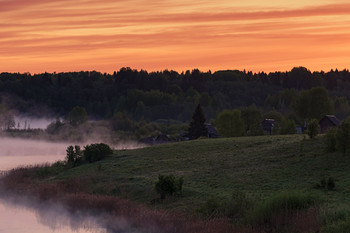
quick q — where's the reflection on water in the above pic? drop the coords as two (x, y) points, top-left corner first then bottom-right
(0, 198), (107, 233)
(0, 137), (108, 233)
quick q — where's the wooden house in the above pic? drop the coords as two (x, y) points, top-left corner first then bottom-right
(205, 123), (219, 138)
(262, 119), (275, 134)
(319, 115), (340, 133)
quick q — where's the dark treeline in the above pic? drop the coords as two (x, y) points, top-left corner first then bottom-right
(1, 66), (350, 122)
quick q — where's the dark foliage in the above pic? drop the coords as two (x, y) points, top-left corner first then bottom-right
(336, 117), (350, 155)
(67, 106), (88, 126)
(325, 127), (337, 152)
(155, 174), (184, 199)
(0, 67), (348, 122)
(84, 143), (113, 163)
(327, 177), (336, 190)
(188, 104), (208, 139)
(307, 119), (320, 138)
(66, 145), (83, 167)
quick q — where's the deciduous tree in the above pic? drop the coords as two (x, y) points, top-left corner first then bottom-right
(216, 109), (245, 137)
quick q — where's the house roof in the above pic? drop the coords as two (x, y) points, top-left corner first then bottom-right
(262, 119), (275, 123)
(321, 115), (340, 126)
(205, 123), (218, 135)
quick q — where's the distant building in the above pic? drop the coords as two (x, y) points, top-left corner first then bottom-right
(140, 133), (171, 145)
(296, 127), (303, 134)
(319, 115), (340, 133)
(139, 136), (155, 145)
(205, 123), (219, 138)
(155, 133), (170, 143)
(262, 119), (275, 134)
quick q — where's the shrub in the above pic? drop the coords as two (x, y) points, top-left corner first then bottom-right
(249, 191), (317, 227)
(336, 118), (350, 155)
(325, 128), (337, 152)
(154, 174), (183, 199)
(327, 177), (336, 190)
(315, 176), (336, 190)
(84, 143), (113, 163)
(307, 119), (320, 138)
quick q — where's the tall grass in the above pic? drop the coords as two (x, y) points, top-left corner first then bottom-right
(319, 207), (350, 233)
(248, 191), (320, 233)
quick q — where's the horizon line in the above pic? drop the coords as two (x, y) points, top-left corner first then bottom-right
(2, 66), (350, 76)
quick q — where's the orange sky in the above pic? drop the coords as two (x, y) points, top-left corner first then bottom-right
(1, 0), (350, 73)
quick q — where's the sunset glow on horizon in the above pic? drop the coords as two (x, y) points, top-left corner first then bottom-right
(1, 0), (350, 74)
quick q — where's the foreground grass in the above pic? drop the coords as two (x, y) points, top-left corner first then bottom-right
(2, 134), (350, 232)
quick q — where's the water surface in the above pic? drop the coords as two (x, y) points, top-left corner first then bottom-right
(0, 137), (108, 233)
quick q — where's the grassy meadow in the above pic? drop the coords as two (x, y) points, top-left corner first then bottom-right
(51, 135), (349, 210)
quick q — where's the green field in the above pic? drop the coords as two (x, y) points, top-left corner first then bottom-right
(48, 135), (350, 214)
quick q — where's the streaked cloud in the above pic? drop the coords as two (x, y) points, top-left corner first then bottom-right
(1, 0), (350, 73)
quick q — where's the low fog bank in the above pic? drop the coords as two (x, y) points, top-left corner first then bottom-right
(0, 194), (151, 233)
(0, 137), (67, 157)
(3, 116), (147, 150)
(14, 116), (55, 130)
(0, 195), (108, 233)
(0, 136), (145, 171)
(0, 137), (67, 171)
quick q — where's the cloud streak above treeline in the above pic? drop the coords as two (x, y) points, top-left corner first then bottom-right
(1, 0), (350, 73)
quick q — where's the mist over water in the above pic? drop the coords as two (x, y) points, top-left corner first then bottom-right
(0, 137), (67, 171)
(0, 137), (131, 233)
(0, 137), (145, 171)
(0, 199), (108, 233)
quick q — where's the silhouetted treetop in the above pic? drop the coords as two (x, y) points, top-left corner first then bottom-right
(1, 67), (350, 121)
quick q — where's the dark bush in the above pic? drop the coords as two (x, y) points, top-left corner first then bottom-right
(84, 143), (113, 163)
(155, 174), (183, 199)
(307, 119), (320, 139)
(327, 177), (336, 190)
(325, 128), (337, 152)
(336, 118), (350, 155)
(315, 176), (336, 191)
(249, 191), (317, 225)
(321, 177), (327, 188)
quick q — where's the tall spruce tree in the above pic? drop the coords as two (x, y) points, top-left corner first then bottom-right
(188, 104), (208, 139)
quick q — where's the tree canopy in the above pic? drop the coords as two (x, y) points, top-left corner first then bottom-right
(0, 67), (349, 125)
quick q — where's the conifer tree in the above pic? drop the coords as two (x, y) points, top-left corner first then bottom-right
(188, 104), (208, 139)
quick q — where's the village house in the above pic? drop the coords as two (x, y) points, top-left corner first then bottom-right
(319, 115), (340, 133)
(205, 123), (219, 138)
(262, 119), (275, 135)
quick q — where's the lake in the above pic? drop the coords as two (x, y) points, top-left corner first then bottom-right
(0, 137), (108, 233)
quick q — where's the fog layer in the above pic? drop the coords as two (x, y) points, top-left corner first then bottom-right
(0, 137), (67, 171)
